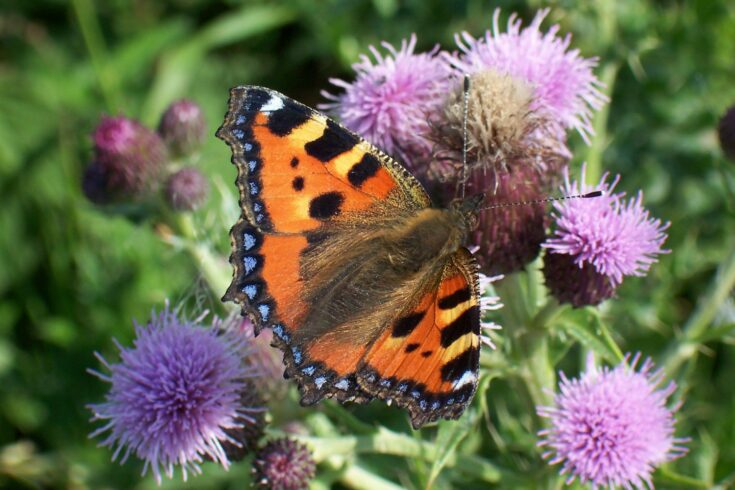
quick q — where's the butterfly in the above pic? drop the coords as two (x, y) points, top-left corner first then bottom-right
(217, 86), (485, 429)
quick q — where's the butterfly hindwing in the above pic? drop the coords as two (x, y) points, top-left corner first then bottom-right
(217, 86), (431, 405)
(357, 248), (481, 429)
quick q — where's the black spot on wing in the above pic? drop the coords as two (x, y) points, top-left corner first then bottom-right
(290, 157), (299, 168)
(266, 105), (311, 136)
(440, 347), (478, 382)
(309, 192), (344, 220)
(421, 351), (432, 358)
(292, 176), (304, 191)
(347, 153), (381, 187)
(440, 305), (479, 347)
(392, 311), (425, 338)
(405, 343), (420, 353)
(438, 287), (472, 310)
(305, 119), (359, 162)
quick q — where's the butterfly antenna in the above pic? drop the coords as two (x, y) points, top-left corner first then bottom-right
(460, 74), (470, 199)
(478, 190), (603, 212)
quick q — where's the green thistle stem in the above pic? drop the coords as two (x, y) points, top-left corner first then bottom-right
(518, 332), (555, 409)
(166, 212), (232, 302)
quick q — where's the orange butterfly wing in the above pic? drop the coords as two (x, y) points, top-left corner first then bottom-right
(217, 86), (430, 405)
(217, 86), (482, 427)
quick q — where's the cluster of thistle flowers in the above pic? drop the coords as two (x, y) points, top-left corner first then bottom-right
(322, 9), (672, 308)
(89, 306), (316, 489)
(323, 8), (686, 488)
(82, 99), (210, 211)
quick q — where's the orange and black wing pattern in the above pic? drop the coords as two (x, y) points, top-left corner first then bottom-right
(216, 86), (430, 406)
(357, 248), (481, 429)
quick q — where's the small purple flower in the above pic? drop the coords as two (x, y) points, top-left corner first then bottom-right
(165, 167), (209, 211)
(252, 438), (316, 490)
(543, 166), (669, 306)
(88, 306), (264, 484)
(537, 354), (688, 489)
(86, 115), (167, 201)
(321, 34), (455, 171)
(454, 9), (607, 143)
(159, 99), (207, 157)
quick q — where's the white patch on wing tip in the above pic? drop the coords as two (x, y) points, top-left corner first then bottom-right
(452, 370), (477, 389)
(261, 95), (284, 112)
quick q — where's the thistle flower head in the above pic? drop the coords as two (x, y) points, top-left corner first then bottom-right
(159, 99), (207, 157)
(543, 166), (669, 299)
(88, 306), (264, 484)
(431, 69), (569, 178)
(252, 438), (316, 490)
(87, 115), (167, 201)
(454, 9), (607, 143)
(165, 167), (209, 211)
(321, 34), (454, 172)
(466, 166), (548, 275)
(537, 353), (688, 489)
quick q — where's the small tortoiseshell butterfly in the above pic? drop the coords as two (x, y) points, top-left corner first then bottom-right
(217, 86), (484, 429)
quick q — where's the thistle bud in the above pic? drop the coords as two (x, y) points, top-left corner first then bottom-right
(164, 167), (209, 211)
(159, 99), (206, 157)
(252, 438), (316, 490)
(467, 166), (547, 275)
(219, 384), (266, 462)
(87, 116), (167, 202)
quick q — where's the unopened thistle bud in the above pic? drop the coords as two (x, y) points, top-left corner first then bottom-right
(86, 116), (167, 202)
(159, 99), (207, 157)
(165, 167), (209, 211)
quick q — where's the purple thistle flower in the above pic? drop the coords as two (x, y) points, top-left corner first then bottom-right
(88, 306), (264, 484)
(453, 9), (607, 143)
(159, 99), (207, 157)
(544, 166), (669, 284)
(321, 34), (455, 172)
(87, 115), (167, 201)
(537, 353), (688, 489)
(252, 438), (316, 490)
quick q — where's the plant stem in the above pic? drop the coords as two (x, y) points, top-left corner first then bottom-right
(518, 331), (555, 409)
(585, 61), (619, 185)
(169, 213), (231, 301)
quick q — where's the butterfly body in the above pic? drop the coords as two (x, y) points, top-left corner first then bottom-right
(218, 86), (483, 428)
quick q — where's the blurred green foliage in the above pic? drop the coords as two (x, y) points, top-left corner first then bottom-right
(1, 0), (734, 488)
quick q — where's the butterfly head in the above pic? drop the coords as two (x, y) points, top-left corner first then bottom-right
(450, 193), (485, 231)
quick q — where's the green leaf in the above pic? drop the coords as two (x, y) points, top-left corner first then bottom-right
(556, 315), (620, 364)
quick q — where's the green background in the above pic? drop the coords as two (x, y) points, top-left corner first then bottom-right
(1, 0), (734, 488)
